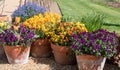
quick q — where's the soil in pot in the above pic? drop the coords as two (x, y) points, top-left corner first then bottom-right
(4, 45), (30, 64)
(76, 55), (106, 70)
(31, 39), (51, 58)
(51, 43), (76, 65)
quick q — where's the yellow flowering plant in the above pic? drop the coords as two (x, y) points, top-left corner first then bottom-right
(0, 21), (11, 33)
(50, 22), (88, 46)
(23, 12), (61, 39)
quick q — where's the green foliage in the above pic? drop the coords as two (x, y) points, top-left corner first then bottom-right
(61, 16), (75, 22)
(57, 0), (120, 34)
(35, 29), (46, 39)
(81, 12), (105, 32)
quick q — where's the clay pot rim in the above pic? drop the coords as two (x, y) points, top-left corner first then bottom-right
(4, 45), (31, 47)
(0, 15), (7, 17)
(51, 43), (69, 47)
(76, 54), (106, 60)
(33, 38), (50, 42)
(51, 43), (70, 53)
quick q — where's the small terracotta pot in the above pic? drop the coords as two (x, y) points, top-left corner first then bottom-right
(51, 43), (76, 65)
(4, 45), (30, 64)
(76, 55), (106, 70)
(0, 45), (5, 57)
(31, 39), (51, 58)
(0, 15), (9, 21)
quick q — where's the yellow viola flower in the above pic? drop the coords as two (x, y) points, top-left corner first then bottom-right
(0, 22), (5, 27)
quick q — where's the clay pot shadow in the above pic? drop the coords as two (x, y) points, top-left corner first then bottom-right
(0, 55), (8, 64)
(32, 56), (78, 70)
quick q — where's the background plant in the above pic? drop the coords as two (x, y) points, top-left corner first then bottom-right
(71, 29), (118, 58)
(11, 2), (46, 22)
(81, 12), (105, 32)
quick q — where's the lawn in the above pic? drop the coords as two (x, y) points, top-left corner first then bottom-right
(56, 0), (120, 34)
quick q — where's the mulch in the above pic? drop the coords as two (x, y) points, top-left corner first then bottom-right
(0, 55), (120, 70)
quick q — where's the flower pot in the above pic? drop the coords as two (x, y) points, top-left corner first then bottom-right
(51, 43), (76, 65)
(0, 15), (9, 21)
(0, 45), (5, 57)
(76, 55), (106, 70)
(31, 39), (51, 58)
(4, 45), (30, 64)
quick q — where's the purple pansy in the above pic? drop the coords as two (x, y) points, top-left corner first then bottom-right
(70, 29), (118, 58)
(0, 25), (35, 46)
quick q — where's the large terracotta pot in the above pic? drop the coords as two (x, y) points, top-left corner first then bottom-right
(51, 43), (76, 65)
(0, 15), (8, 21)
(4, 45), (30, 64)
(0, 45), (5, 57)
(31, 39), (51, 58)
(76, 55), (106, 70)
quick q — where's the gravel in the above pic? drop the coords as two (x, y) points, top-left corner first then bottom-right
(0, 56), (120, 70)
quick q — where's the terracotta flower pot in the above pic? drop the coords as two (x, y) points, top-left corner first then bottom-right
(0, 45), (5, 57)
(51, 43), (76, 65)
(31, 39), (51, 58)
(4, 45), (30, 64)
(0, 15), (9, 21)
(76, 55), (106, 70)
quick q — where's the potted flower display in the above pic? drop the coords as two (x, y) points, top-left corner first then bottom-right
(0, 25), (34, 64)
(50, 22), (87, 65)
(0, 21), (10, 57)
(71, 29), (118, 70)
(11, 2), (46, 25)
(23, 12), (61, 58)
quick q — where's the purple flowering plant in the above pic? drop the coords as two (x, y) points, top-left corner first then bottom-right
(70, 29), (118, 58)
(11, 2), (46, 22)
(0, 25), (35, 46)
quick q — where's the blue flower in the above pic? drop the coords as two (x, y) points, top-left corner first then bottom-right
(11, 2), (46, 22)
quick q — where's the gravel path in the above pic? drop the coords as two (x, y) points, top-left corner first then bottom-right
(0, 55), (119, 70)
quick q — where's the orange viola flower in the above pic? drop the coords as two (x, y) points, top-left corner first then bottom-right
(15, 17), (21, 23)
(13, 25), (19, 30)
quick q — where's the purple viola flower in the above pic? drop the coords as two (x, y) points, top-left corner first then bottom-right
(72, 45), (77, 49)
(70, 29), (118, 58)
(72, 34), (78, 39)
(0, 25), (35, 46)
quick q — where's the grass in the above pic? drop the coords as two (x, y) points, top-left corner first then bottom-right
(56, 0), (120, 34)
